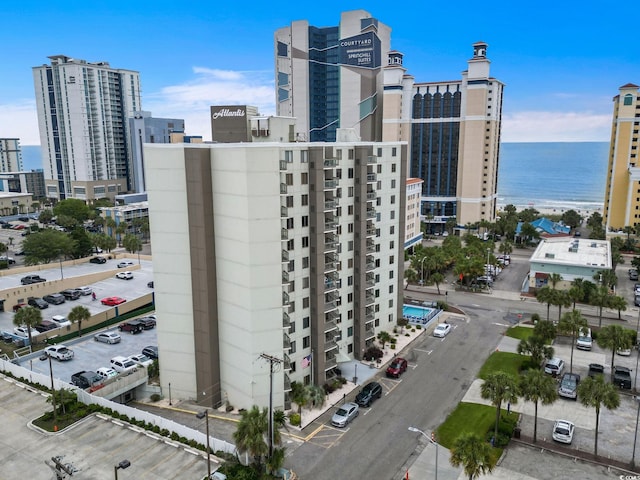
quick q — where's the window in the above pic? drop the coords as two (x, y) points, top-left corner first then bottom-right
(286, 173), (293, 185)
(348, 258), (353, 268)
(389, 255), (395, 264)
(390, 211), (395, 220)
(290, 321), (296, 334)
(285, 151), (293, 163)
(348, 310), (353, 319)
(348, 344), (353, 354)
(302, 256), (309, 268)
(303, 336), (310, 348)
(302, 237), (309, 248)
(391, 163), (396, 172)
(389, 299), (394, 308)
(303, 317), (310, 328)
(348, 275), (353, 286)
(286, 218), (294, 229)
(303, 277), (309, 288)
(348, 186), (354, 197)
(301, 151), (308, 163)
(288, 260), (295, 272)
(348, 168), (354, 179)
(348, 240), (354, 251)
(389, 285), (394, 294)
(391, 179), (396, 188)
(301, 194), (308, 206)
(392, 147), (397, 156)
(277, 41), (288, 57)
(348, 205), (354, 215)
(303, 297), (310, 308)
(389, 270), (394, 279)
(347, 293), (353, 303)
(286, 196), (294, 207)
(390, 195), (396, 204)
(287, 239), (294, 250)
(390, 240), (394, 249)
(390, 226), (395, 234)
(301, 172), (308, 184)
(289, 341), (296, 353)
(302, 216), (309, 227)
(347, 326), (353, 337)
(290, 361), (296, 373)
(348, 223), (354, 233)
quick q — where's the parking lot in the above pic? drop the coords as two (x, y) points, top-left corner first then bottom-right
(0, 257), (157, 385)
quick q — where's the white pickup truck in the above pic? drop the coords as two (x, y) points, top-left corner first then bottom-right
(44, 345), (74, 361)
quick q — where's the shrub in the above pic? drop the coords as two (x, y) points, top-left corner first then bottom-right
(338, 376), (347, 385)
(397, 318), (408, 327)
(289, 413), (301, 426)
(150, 393), (162, 402)
(415, 324), (422, 330)
(390, 337), (397, 344)
(390, 344), (396, 350)
(323, 383), (336, 394)
(363, 346), (383, 361)
(405, 333), (410, 337)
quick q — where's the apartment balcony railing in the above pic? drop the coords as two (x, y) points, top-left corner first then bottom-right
(366, 173), (377, 183)
(281, 206), (288, 217)
(324, 234), (338, 251)
(366, 240), (376, 254)
(324, 220), (337, 231)
(281, 228), (288, 240)
(366, 275), (376, 287)
(282, 250), (289, 262)
(282, 292), (290, 306)
(283, 312), (291, 330)
(324, 339), (338, 352)
(324, 320), (338, 333)
(283, 333), (291, 350)
(279, 160), (288, 171)
(282, 271), (289, 284)
(365, 293), (375, 305)
(324, 179), (337, 190)
(324, 300), (338, 312)
(324, 261), (337, 273)
(324, 356), (338, 370)
(284, 373), (291, 391)
(366, 208), (376, 219)
(367, 156), (377, 164)
(326, 310), (340, 322)
(280, 183), (288, 194)
(324, 158), (338, 168)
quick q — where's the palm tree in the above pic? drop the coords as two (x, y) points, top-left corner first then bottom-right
(597, 325), (636, 377)
(290, 381), (310, 416)
(480, 372), (519, 444)
(590, 285), (610, 328)
(13, 306), (42, 346)
(105, 217), (117, 240)
(233, 405), (271, 468)
(307, 384), (326, 409)
(449, 432), (493, 480)
(377, 331), (392, 349)
(533, 319), (556, 343)
(430, 272), (445, 294)
(548, 273), (563, 289)
(577, 375), (620, 457)
(553, 290), (571, 322)
(608, 295), (627, 320)
(519, 369), (557, 442)
(517, 335), (554, 369)
(68, 305), (91, 336)
(535, 286), (555, 321)
(557, 309), (588, 373)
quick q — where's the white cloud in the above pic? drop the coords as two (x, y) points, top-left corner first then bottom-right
(501, 111), (612, 142)
(0, 100), (40, 145)
(144, 68), (276, 141)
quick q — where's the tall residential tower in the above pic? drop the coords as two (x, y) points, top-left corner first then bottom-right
(603, 83), (640, 231)
(33, 55), (141, 200)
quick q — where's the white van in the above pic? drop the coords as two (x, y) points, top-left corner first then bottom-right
(576, 327), (592, 351)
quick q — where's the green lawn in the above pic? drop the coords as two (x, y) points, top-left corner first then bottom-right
(477, 351), (529, 379)
(505, 326), (534, 341)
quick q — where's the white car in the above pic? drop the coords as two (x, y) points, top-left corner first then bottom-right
(552, 419), (575, 444)
(116, 271), (133, 280)
(76, 286), (93, 296)
(96, 367), (118, 380)
(433, 323), (452, 338)
(617, 348), (632, 356)
(128, 353), (153, 368)
(110, 356), (137, 373)
(117, 260), (134, 268)
(44, 345), (74, 361)
(14, 326), (39, 338)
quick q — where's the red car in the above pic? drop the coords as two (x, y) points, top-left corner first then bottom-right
(12, 302), (27, 312)
(386, 357), (408, 378)
(101, 296), (126, 306)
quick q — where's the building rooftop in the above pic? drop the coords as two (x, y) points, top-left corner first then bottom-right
(530, 237), (611, 269)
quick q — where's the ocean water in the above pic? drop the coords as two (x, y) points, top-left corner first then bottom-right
(497, 142), (609, 213)
(21, 142), (610, 214)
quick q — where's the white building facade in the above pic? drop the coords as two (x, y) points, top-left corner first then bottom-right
(33, 55), (141, 200)
(0, 139), (24, 172)
(145, 139), (406, 410)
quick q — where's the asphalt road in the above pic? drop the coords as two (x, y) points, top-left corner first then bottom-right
(287, 299), (506, 480)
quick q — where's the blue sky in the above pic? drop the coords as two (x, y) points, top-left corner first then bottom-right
(1, 1), (638, 145)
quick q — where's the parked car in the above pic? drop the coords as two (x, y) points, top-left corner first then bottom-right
(117, 260), (134, 268)
(21, 274), (46, 285)
(51, 315), (72, 329)
(43, 293), (66, 305)
(101, 296), (126, 306)
(576, 327), (592, 351)
(142, 345), (158, 359)
(76, 286), (93, 296)
(89, 256), (107, 264)
(588, 363), (605, 378)
(116, 271), (134, 280)
(27, 297), (49, 309)
(128, 353), (154, 368)
(433, 323), (452, 338)
(35, 320), (59, 333)
(94, 332), (122, 344)
(331, 402), (359, 428)
(96, 367), (118, 381)
(118, 320), (143, 334)
(0, 255), (15, 264)
(552, 419), (575, 444)
(355, 381), (383, 407)
(12, 302), (27, 312)
(386, 357), (408, 378)
(14, 326), (38, 338)
(44, 345), (74, 361)
(613, 366), (632, 389)
(60, 289), (81, 300)
(630, 270), (639, 281)
(544, 357), (565, 377)
(558, 372), (580, 400)
(617, 347), (632, 356)
(71, 370), (102, 389)
(138, 316), (157, 330)
(110, 356), (137, 374)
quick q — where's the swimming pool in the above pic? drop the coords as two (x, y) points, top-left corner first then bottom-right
(402, 304), (439, 325)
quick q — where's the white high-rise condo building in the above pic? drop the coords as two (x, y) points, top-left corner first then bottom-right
(33, 55), (141, 200)
(145, 132), (406, 410)
(0, 138), (24, 172)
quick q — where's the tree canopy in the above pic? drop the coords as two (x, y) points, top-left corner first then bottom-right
(53, 199), (91, 223)
(23, 229), (74, 265)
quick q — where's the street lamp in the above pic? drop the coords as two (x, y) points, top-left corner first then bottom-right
(408, 426), (438, 480)
(197, 410), (211, 480)
(114, 460), (130, 480)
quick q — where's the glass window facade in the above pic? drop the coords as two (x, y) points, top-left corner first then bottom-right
(308, 26), (340, 142)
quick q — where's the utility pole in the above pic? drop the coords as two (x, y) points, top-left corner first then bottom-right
(48, 355), (58, 430)
(46, 455), (77, 479)
(259, 353), (283, 459)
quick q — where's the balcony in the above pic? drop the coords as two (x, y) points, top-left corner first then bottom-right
(324, 320), (338, 333)
(365, 311), (375, 322)
(282, 250), (289, 262)
(283, 333), (291, 350)
(324, 356), (338, 370)
(324, 339), (338, 352)
(324, 220), (337, 231)
(283, 354), (291, 370)
(325, 279), (338, 292)
(284, 373), (291, 391)
(366, 226), (377, 237)
(366, 208), (376, 219)
(366, 173), (376, 183)
(365, 292), (375, 305)
(280, 183), (288, 194)
(281, 206), (288, 217)
(326, 310), (340, 322)
(283, 312), (291, 330)
(365, 255), (375, 271)
(365, 323), (375, 334)
(367, 156), (377, 164)
(282, 292), (290, 306)
(324, 234), (338, 251)
(324, 179), (337, 190)
(366, 274), (376, 287)
(282, 270), (290, 284)
(324, 158), (338, 168)
(279, 160), (288, 171)
(324, 299), (338, 312)
(366, 240), (376, 254)
(324, 261), (337, 273)
(324, 199), (337, 210)
(281, 228), (288, 240)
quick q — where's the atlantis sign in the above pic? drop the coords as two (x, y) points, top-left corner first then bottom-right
(338, 32), (381, 69)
